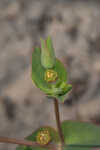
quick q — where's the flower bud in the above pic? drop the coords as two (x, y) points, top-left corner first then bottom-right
(41, 36), (56, 69)
(44, 69), (58, 82)
(36, 129), (51, 145)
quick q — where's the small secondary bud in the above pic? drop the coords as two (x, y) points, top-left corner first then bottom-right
(41, 36), (56, 69)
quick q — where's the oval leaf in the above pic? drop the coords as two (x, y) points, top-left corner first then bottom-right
(61, 120), (100, 150)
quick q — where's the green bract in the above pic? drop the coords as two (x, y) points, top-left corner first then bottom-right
(32, 37), (72, 102)
(16, 126), (60, 150)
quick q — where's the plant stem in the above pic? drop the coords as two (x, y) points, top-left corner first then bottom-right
(54, 98), (64, 144)
(0, 137), (56, 150)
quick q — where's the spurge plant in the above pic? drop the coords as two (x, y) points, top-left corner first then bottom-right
(0, 37), (100, 150)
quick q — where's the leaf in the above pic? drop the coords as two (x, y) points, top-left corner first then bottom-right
(54, 84), (72, 103)
(61, 120), (100, 150)
(63, 145), (89, 150)
(32, 47), (72, 102)
(16, 126), (60, 150)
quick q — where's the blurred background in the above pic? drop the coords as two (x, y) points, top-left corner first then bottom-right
(0, 0), (100, 149)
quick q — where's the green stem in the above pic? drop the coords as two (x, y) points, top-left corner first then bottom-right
(54, 98), (64, 144)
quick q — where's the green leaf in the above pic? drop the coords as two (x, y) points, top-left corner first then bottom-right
(16, 126), (60, 150)
(54, 84), (72, 103)
(32, 47), (72, 102)
(61, 120), (100, 150)
(63, 145), (89, 150)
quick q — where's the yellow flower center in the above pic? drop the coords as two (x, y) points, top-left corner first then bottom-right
(44, 69), (58, 82)
(36, 129), (51, 145)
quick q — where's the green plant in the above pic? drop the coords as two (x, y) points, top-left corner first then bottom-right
(0, 37), (100, 150)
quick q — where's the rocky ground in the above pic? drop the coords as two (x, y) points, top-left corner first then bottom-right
(0, 0), (100, 149)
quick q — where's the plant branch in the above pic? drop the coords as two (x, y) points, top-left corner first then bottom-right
(54, 98), (64, 144)
(0, 136), (56, 150)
